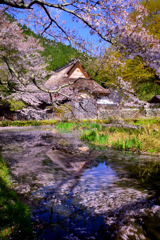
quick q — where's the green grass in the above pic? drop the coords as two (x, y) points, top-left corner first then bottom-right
(125, 117), (160, 126)
(3, 118), (159, 154)
(80, 130), (110, 144)
(111, 137), (142, 152)
(54, 119), (160, 154)
(0, 155), (33, 239)
(80, 130), (97, 142)
(61, 120), (160, 153)
(55, 121), (76, 132)
(0, 119), (58, 127)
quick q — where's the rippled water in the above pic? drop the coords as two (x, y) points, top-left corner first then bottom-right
(0, 127), (160, 240)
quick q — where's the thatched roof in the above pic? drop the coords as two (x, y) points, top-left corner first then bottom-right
(58, 77), (110, 95)
(16, 60), (110, 107)
(45, 59), (110, 96)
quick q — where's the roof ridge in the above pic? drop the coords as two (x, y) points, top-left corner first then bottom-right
(54, 59), (80, 73)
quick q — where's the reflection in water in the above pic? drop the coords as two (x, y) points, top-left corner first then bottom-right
(81, 163), (117, 190)
(0, 127), (160, 239)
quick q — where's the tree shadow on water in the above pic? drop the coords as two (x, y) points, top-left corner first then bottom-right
(32, 164), (160, 240)
(33, 193), (160, 240)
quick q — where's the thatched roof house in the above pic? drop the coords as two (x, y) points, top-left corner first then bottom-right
(0, 60), (112, 120)
(45, 59), (110, 101)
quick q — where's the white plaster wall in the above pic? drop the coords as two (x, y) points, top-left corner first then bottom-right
(70, 67), (86, 78)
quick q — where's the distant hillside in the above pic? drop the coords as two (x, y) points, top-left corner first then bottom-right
(22, 25), (82, 71)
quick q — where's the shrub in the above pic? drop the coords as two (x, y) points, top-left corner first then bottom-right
(96, 133), (110, 144)
(90, 123), (100, 130)
(80, 130), (97, 142)
(112, 137), (142, 151)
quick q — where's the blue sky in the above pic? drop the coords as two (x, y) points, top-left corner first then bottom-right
(12, 3), (109, 53)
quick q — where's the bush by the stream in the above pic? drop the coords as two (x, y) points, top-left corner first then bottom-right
(111, 137), (142, 152)
(80, 130), (110, 144)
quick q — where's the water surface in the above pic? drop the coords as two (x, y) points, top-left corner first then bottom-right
(0, 127), (160, 240)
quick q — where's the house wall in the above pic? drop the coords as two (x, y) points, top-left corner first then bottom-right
(69, 67), (86, 78)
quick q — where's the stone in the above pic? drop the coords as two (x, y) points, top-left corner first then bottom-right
(78, 146), (89, 152)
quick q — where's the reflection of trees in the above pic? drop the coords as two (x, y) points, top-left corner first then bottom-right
(34, 174), (157, 240)
(1, 129), (160, 239)
(32, 151), (158, 240)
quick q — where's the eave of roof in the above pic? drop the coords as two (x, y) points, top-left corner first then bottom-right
(155, 95), (160, 100)
(149, 94), (160, 102)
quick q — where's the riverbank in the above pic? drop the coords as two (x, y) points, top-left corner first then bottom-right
(55, 118), (160, 155)
(1, 118), (160, 155)
(0, 155), (33, 239)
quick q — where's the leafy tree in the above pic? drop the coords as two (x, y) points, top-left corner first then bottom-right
(131, 0), (160, 40)
(120, 56), (160, 101)
(121, 0), (160, 100)
(92, 0), (160, 102)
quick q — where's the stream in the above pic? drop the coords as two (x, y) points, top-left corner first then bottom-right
(0, 126), (160, 240)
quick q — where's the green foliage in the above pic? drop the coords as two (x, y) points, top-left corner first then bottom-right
(91, 0), (160, 102)
(55, 122), (75, 132)
(10, 100), (27, 111)
(22, 25), (82, 71)
(131, 0), (160, 40)
(109, 127), (117, 133)
(80, 129), (109, 144)
(127, 118), (160, 126)
(90, 123), (100, 130)
(55, 119), (160, 154)
(120, 56), (159, 101)
(80, 130), (97, 142)
(96, 133), (110, 144)
(0, 155), (33, 239)
(112, 137), (142, 151)
(86, 48), (122, 87)
(112, 139), (125, 150)
(136, 82), (160, 101)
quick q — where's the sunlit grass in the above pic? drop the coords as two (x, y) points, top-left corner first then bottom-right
(0, 119), (59, 127)
(56, 119), (160, 154)
(2, 118), (160, 154)
(111, 137), (142, 152)
(55, 121), (76, 132)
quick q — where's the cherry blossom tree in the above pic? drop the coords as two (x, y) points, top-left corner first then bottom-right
(1, 0), (160, 119)
(0, 0), (160, 79)
(0, 11), (48, 106)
